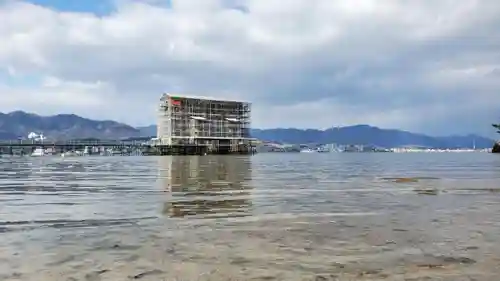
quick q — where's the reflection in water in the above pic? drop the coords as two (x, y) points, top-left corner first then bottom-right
(2, 154), (500, 280)
(158, 156), (253, 219)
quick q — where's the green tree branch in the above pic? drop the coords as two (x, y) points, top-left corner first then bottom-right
(493, 124), (500, 134)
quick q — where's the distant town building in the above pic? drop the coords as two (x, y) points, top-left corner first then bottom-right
(27, 132), (46, 142)
(157, 93), (252, 151)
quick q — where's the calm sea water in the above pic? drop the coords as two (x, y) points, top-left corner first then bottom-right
(1, 153), (500, 281)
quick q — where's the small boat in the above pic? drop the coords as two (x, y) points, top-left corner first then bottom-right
(300, 148), (317, 153)
(31, 147), (45, 157)
(317, 147), (330, 153)
(61, 151), (77, 157)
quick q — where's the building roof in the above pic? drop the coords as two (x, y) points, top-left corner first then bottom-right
(162, 93), (251, 104)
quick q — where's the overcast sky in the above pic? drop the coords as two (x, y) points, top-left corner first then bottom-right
(0, 0), (499, 137)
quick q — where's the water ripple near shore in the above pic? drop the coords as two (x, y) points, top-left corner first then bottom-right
(1, 153), (500, 280)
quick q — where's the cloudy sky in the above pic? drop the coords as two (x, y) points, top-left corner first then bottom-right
(0, 0), (499, 137)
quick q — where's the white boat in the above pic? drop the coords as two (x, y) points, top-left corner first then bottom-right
(300, 148), (317, 153)
(61, 151), (78, 157)
(31, 147), (45, 157)
(106, 148), (122, 155)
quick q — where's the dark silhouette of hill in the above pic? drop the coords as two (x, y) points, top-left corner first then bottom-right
(250, 125), (493, 149)
(0, 111), (140, 140)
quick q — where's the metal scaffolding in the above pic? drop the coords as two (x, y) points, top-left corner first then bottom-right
(157, 93), (252, 148)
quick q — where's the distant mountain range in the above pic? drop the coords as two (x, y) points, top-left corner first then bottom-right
(137, 125), (156, 137)
(251, 126), (494, 149)
(0, 111), (140, 140)
(0, 111), (495, 148)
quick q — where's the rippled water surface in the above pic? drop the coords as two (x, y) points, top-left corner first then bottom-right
(1, 153), (500, 280)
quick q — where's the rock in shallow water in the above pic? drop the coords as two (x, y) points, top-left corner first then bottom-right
(493, 142), (500, 153)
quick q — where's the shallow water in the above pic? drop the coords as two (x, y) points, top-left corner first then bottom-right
(1, 153), (500, 280)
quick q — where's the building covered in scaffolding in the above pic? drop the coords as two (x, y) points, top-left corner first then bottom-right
(157, 93), (252, 153)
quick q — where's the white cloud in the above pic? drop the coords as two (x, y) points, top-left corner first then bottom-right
(0, 75), (105, 111)
(0, 0), (499, 136)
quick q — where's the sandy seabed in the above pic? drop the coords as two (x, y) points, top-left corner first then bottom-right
(2, 209), (500, 281)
